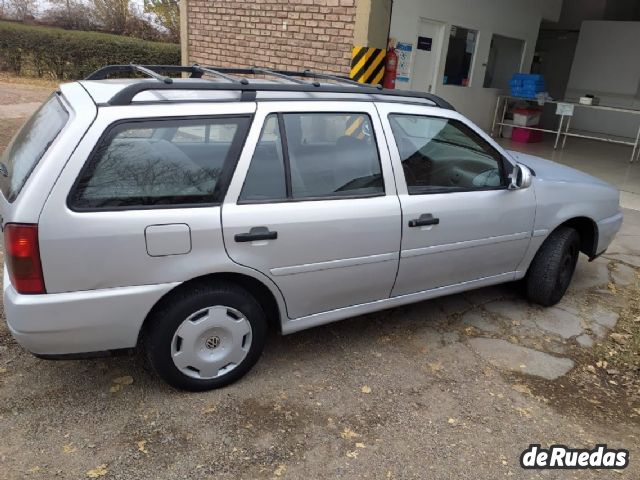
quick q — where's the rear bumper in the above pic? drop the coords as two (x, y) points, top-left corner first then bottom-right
(4, 272), (178, 355)
(596, 212), (624, 255)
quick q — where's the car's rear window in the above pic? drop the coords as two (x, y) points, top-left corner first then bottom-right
(0, 94), (69, 202)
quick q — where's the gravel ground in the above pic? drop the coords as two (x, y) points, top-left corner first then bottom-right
(0, 74), (55, 105)
(0, 80), (638, 479)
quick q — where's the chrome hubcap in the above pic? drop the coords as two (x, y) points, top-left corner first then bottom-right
(171, 306), (252, 380)
(205, 336), (221, 350)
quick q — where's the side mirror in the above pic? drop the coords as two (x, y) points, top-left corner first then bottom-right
(508, 163), (533, 190)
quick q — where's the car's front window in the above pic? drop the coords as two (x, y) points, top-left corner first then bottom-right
(389, 114), (507, 194)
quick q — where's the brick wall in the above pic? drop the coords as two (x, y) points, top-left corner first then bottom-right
(187, 0), (357, 76)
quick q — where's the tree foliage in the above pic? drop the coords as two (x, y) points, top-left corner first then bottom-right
(0, 0), (179, 43)
(7, 0), (37, 20)
(144, 0), (179, 43)
(91, 0), (131, 34)
(44, 0), (95, 30)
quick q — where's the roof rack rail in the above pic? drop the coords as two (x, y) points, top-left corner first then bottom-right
(251, 66), (320, 87)
(87, 64), (174, 84)
(192, 64), (250, 85)
(130, 64), (173, 84)
(87, 64), (209, 80)
(84, 64), (455, 111)
(301, 69), (380, 89)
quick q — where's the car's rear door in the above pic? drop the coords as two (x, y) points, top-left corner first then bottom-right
(222, 101), (401, 319)
(377, 102), (536, 296)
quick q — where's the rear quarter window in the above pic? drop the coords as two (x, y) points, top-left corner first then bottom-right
(68, 116), (250, 210)
(0, 95), (69, 202)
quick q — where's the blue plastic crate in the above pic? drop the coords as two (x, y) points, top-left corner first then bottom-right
(512, 73), (543, 82)
(509, 73), (545, 98)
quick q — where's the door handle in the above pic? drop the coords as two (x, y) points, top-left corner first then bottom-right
(234, 226), (278, 242)
(408, 213), (440, 227)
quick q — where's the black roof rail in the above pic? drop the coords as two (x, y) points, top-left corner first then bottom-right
(84, 65), (455, 110)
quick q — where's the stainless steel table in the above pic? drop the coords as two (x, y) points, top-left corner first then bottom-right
(490, 95), (640, 162)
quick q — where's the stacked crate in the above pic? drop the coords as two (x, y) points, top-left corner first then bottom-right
(509, 73), (545, 99)
(512, 108), (542, 143)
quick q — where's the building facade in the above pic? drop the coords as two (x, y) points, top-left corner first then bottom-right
(182, 0), (370, 76)
(181, 0), (562, 129)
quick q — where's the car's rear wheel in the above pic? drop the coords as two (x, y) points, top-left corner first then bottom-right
(525, 226), (580, 306)
(144, 283), (267, 391)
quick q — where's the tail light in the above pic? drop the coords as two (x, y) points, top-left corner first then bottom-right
(4, 223), (46, 294)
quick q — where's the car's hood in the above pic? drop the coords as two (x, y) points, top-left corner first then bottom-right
(506, 150), (610, 187)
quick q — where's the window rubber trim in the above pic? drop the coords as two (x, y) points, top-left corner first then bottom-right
(387, 113), (511, 195)
(238, 111), (386, 204)
(66, 114), (254, 212)
(277, 112), (293, 199)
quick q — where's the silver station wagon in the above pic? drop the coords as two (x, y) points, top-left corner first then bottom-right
(1, 65), (622, 391)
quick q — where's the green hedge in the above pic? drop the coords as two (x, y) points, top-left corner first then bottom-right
(0, 21), (180, 80)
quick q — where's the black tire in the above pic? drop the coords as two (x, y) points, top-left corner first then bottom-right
(525, 226), (580, 306)
(144, 283), (267, 391)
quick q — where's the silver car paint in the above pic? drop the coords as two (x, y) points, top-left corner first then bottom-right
(507, 150), (622, 276)
(13, 101), (288, 354)
(375, 103), (537, 297)
(38, 102), (258, 293)
(2, 82), (623, 355)
(0, 83), (97, 225)
(222, 101), (402, 319)
(4, 269), (179, 354)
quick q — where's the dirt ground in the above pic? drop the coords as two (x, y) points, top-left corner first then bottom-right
(0, 79), (638, 479)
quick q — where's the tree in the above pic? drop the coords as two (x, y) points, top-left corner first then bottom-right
(91, 0), (131, 34)
(7, 0), (37, 20)
(44, 0), (96, 30)
(144, 0), (179, 43)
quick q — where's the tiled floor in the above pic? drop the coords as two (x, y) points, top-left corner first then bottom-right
(497, 135), (640, 210)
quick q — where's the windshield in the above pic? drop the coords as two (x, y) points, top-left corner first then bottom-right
(0, 95), (69, 202)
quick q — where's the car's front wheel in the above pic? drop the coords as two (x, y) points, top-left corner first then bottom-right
(144, 283), (267, 391)
(525, 226), (580, 306)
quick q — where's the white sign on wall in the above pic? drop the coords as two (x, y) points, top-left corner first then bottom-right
(555, 102), (575, 116)
(395, 42), (413, 84)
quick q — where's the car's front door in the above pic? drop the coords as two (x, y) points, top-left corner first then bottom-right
(377, 103), (536, 296)
(222, 102), (401, 319)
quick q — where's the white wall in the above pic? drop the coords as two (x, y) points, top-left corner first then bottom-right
(564, 21), (640, 139)
(535, 29), (579, 130)
(389, 0), (547, 130)
(484, 36), (526, 91)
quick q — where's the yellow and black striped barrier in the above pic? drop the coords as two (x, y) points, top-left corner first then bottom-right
(350, 46), (386, 85)
(347, 46), (385, 138)
(345, 116), (365, 137)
